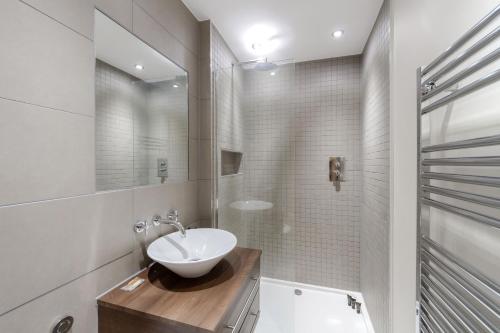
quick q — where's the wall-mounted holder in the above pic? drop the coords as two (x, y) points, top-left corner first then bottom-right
(329, 156), (345, 191)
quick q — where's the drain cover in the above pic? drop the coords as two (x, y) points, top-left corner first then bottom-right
(294, 289), (302, 296)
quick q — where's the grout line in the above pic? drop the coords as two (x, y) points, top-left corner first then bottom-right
(0, 96), (94, 119)
(0, 251), (133, 318)
(0, 188), (126, 209)
(18, 0), (93, 42)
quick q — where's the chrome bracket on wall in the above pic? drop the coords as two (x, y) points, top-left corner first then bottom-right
(329, 156), (345, 191)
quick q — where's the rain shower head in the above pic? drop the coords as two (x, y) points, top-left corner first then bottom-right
(253, 61), (278, 71)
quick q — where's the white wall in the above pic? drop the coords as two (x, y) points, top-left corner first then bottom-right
(389, 1), (499, 332)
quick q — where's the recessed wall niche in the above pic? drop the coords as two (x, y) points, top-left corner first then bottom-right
(221, 150), (243, 176)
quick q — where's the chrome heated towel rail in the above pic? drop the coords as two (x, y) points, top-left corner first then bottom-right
(417, 4), (500, 333)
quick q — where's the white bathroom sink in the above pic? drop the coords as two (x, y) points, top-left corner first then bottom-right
(147, 228), (237, 278)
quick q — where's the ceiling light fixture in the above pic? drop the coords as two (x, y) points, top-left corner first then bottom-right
(245, 24), (279, 56)
(332, 30), (344, 39)
(135, 64), (144, 70)
(270, 71), (276, 76)
(172, 84), (179, 88)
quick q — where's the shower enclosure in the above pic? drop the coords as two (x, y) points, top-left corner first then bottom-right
(211, 55), (370, 332)
(213, 60), (298, 281)
(213, 56), (362, 288)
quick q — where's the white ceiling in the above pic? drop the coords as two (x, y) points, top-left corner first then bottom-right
(182, 0), (383, 62)
(95, 10), (186, 82)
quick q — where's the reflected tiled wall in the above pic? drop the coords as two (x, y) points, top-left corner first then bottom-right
(95, 60), (143, 190)
(96, 61), (189, 191)
(360, 1), (390, 332)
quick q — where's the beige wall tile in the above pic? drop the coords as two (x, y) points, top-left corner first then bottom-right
(198, 139), (212, 180)
(0, 190), (134, 315)
(0, 252), (139, 333)
(132, 4), (184, 68)
(199, 20), (211, 59)
(197, 179), (211, 219)
(133, 0), (199, 55)
(199, 57), (211, 99)
(189, 138), (199, 181)
(21, 0), (94, 39)
(184, 181), (199, 224)
(189, 95), (199, 139)
(94, 0), (132, 31)
(132, 3), (199, 98)
(133, 182), (198, 238)
(0, 99), (95, 206)
(0, 0), (94, 117)
(199, 98), (211, 140)
(0, 0), (202, 330)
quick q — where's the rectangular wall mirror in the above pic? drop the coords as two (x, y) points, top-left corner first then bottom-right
(94, 10), (188, 191)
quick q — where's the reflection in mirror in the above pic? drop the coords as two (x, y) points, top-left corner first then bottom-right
(94, 10), (188, 191)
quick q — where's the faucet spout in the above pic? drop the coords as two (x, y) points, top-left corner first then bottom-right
(152, 210), (186, 237)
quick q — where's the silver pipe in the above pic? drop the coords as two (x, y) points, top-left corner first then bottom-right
(422, 68), (500, 114)
(421, 287), (473, 332)
(422, 156), (500, 166)
(421, 172), (500, 187)
(416, 66), (424, 313)
(420, 325), (431, 333)
(421, 134), (500, 153)
(422, 25), (500, 86)
(421, 274), (490, 332)
(422, 47), (500, 101)
(422, 4), (500, 76)
(420, 298), (459, 333)
(420, 310), (442, 333)
(421, 248), (500, 313)
(421, 185), (500, 208)
(422, 236), (500, 295)
(421, 197), (500, 229)
(421, 265), (498, 332)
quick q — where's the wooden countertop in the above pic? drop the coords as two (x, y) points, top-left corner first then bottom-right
(98, 247), (261, 333)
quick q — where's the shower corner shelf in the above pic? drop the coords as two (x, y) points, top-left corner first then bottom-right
(221, 149), (243, 176)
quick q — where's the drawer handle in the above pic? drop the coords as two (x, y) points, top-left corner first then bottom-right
(250, 310), (260, 316)
(226, 277), (260, 331)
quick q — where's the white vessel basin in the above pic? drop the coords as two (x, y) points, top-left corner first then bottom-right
(147, 228), (237, 278)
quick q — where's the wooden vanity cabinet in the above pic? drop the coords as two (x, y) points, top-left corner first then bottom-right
(98, 247), (261, 333)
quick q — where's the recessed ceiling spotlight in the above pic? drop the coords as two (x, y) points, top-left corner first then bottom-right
(135, 64), (144, 70)
(270, 71), (276, 76)
(332, 30), (344, 38)
(172, 84), (179, 88)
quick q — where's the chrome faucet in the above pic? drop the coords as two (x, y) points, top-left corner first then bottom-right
(152, 209), (186, 237)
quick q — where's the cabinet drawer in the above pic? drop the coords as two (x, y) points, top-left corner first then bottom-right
(239, 290), (260, 333)
(222, 261), (260, 332)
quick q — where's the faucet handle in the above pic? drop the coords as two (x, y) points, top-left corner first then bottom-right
(168, 209), (179, 218)
(152, 214), (161, 226)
